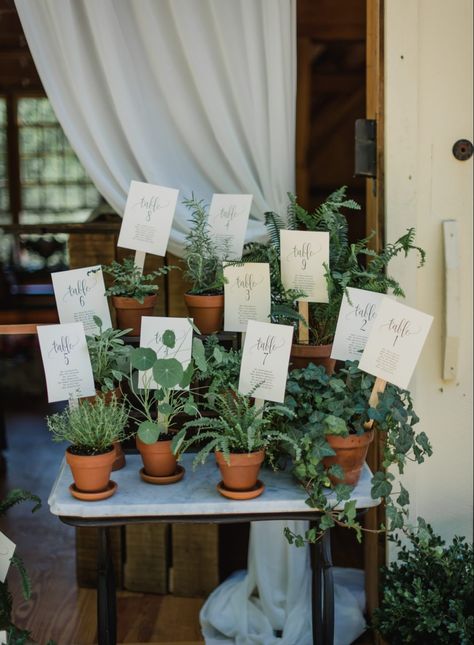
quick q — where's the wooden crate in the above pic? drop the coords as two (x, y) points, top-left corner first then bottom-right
(123, 524), (169, 594)
(68, 232), (118, 270)
(76, 526), (123, 588)
(171, 524), (219, 597)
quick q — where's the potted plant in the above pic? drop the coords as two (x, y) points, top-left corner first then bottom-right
(125, 331), (207, 482)
(103, 256), (176, 336)
(46, 395), (129, 500)
(182, 196), (227, 334)
(283, 188), (425, 371)
(172, 386), (299, 499)
(84, 315), (132, 469)
(280, 361), (432, 544)
(373, 521), (473, 644)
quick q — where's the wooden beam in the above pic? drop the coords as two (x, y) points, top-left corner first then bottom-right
(298, 0), (366, 41)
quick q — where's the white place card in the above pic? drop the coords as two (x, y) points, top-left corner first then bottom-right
(208, 193), (253, 260)
(238, 320), (293, 403)
(139, 316), (193, 389)
(0, 531), (15, 583)
(52, 265), (112, 335)
(223, 263), (271, 332)
(37, 323), (96, 402)
(359, 297), (433, 389)
(280, 230), (329, 303)
(118, 180), (179, 256)
(0, 630), (6, 644)
(331, 288), (385, 361)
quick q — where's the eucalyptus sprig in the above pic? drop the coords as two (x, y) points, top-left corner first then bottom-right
(279, 362), (432, 545)
(103, 256), (177, 302)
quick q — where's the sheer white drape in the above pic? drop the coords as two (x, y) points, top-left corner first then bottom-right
(15, 0), (296, 257)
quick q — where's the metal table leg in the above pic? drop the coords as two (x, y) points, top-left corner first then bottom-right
(97, 527), (117, 645)
(310, 525), (334, 645)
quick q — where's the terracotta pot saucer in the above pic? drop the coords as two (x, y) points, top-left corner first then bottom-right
(217, 479), (265, 500)
(139, 464), (185, 485)
(69, 480), (117, 501)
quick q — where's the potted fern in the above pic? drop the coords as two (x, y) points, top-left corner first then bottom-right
(47, 395), (129, 500)
(182, 196), (226, 334)
(125, 332), (207, 482)
(172, 387), (299, 499)
(283, 188), (425, 371)
(103, 256), (176, 336)
(281, 361), (432, 545)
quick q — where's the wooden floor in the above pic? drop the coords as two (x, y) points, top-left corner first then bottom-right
(0, 399), (373, 644)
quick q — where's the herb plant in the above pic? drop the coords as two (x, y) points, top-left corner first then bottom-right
(47, 395), (129, 455)
(125, 331), (208, 444)
(103, 256), (176, 302)
(373, 521), (474, 644)
(86, 316), (131, 392)
(0, 489), (55, 645)
(183, 196), (226, 294)
(172, 386), (300, 468)
(280, 362), (432, 544)
(197, 335), (242, 402)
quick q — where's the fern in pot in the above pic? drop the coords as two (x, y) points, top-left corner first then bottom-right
(47, 395), (129, 499)
(125, 331), (207, 481)
(182, 196), (227, 334)
(103, 256), (176, 336)
(172, 386), (299, 499)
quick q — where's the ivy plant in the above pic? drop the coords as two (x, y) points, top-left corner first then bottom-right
(278, 361), (432, 545)
(125, 330), (208, 444)
(103, 256), (176, 302)
(86, 316), (131, 392)
(373, 520), (474, 644)
(183, 196), (226, 295)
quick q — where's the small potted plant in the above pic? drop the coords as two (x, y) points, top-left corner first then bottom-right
(182, 196), (227, 334)
(47, 395), (129, 500)
(84, 315), (132, 469)
(125, 331), (207, 482)
(172, 387), (299, 499)
(373, 521), (474, 644)
(281, 361), (432, 544)
(103, 256), (176, 336)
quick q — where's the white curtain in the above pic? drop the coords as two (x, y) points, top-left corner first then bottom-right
(15, 0), (296, 258)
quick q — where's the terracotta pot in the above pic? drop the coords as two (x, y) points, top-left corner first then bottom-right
(66, 446), (116, 493)
(112, 441), (126, 471)
(136, 436), (177, 477)
(215, 450), (265, 491)
(184, 293), (224, 335)
(290, 342), (336, 374)
(111, 294), (157, 336)
(323, 429), (374, 486)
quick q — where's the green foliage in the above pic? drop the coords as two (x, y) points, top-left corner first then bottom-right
(86, 316), (131, 392)
(183, 196), (226, 294)
(196, 335), (243, 403)
(172, 387), (300, 469)
(125, 332), (208, 444)
(0, 490), (55, 644)
(103, 256), (176, 302)
(373, 521), (474, 644)
(46, 395), (129, 454)
(280, 361), (432, 544)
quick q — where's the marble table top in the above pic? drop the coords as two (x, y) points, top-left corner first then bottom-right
(48, 453), (380, 519)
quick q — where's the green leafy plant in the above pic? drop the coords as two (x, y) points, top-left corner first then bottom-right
(373, 521), (473, 644)
(0, 489), (55, 644)
(172, 386), (300, 468)
(125, 331), (208, 444)
(46, 395), (129, 455)
(196, 335), (242, 403)
(183, 195), (227, 294)
(103, 256), (176, 302)
(287, 188), (425, 344)
(279, 362), (432, 545)
(86, 316), (131, 392)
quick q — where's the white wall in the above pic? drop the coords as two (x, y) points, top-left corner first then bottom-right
(385, 0), (473, 543)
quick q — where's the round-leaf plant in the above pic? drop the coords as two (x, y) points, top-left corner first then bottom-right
(126, 333), (207, 445)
